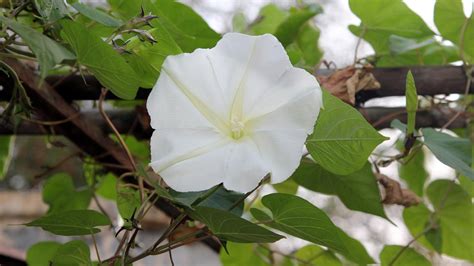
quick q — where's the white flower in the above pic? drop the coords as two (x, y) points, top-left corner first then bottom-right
(147, 33), (322, 193)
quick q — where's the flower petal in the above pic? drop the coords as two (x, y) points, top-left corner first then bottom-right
(248, 90), (322, 183)
(249, 89), (322, 132)
(158, 49), (232, 132)
(246, 67), (322, 121)
(146, 70), (219, 131)
(252, 130), (308, 184)
(223, 138), (268, 192)
(150, 129), (230, 192)
(208, 33), (293, 120)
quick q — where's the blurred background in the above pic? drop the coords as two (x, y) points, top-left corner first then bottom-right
(0, 0), (472, 265)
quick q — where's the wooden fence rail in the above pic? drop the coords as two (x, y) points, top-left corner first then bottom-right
(0, 66), (472, 102)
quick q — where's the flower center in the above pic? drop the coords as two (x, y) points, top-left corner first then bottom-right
(230, 117), (245, 140)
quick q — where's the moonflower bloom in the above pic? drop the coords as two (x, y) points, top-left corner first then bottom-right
(147, 33), (322, 193)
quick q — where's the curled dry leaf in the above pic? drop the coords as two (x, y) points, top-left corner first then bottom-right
(375, 173), (420, 207)
(317, 65), (380, 105)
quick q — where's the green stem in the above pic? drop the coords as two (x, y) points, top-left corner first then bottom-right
(228, 174), (269, 211)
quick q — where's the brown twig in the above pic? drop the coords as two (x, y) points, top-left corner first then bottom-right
(98, 88), (145, 202)
(33, 152), (81, 182)
(20, 112), (81, 126)
(93, 194), (112, 224)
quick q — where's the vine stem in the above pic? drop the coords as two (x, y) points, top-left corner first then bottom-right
(126, 213), (188, 264)
(257, 244), (324, 265)
(126, 182), (227, 264)
(91, 233), (101, 264)
(98, 88), (145, 202)
(441, 66), (472, 130)
(20, 112), (81, 126)
(228, 174), (269, 211)
(93, 194), (112, 223)
(441, 15), (473, 130)
(0, 51), (36, 60)
(387, 227), (431, 266)
(353, 25), (367, 64)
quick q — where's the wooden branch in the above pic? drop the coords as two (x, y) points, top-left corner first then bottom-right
(0, 66), (471, 102)
(357, 66), (473, 102)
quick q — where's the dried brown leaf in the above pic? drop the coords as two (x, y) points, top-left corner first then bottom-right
(376, 173), (421, 207)
(317, 65), (380, 105)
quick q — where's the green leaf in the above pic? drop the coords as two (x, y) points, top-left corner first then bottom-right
(143, 0), (220, 52)
(72, 3), (122, 27)
(171, 186), (245, 216)
(286, 23), (322, 69)
(403, 204), (434, 249)
(380, 245), (430, 266)
(292, 159), (387, 219)
(0, 17), (75, 78)
(95, 173), (117, 200)
(51, 240), (92, 266)
(389, 35), (436, 54)
(293, 245), (342, 266)
(123, 53), (159, 89)
(306, 90), (387, 175)
(220, 243), (268, 266)
(459, 174), (473, 197)
(422, 128), (473, 179)
(26, 209), (110, 236)
(405, 71), (418, 135)
(348, 0), (443, 66)
(349, 0), (433, 55)
(434, 0), (474, 62)
(427, 180), (474, 262)
(34, 0), (69, 22)
(0, 136), (11, 178)
(391, 119), (407, 132)
(251, 193), (374, 264)
(398, 145), (427, 196)
(60, 20), (140, 99)
(190, 206), (284, 243)
(232, 12), (247, 33)
(107, 0), (141, 20)
(425, 226), (443, 253)
(378, 36), (459, 66)
(43, 173), (92, 213)
(272, 178), (299, 195)
(274, 5), (322, 47)
(74, 14), (116, 38)
(117, 186), (141, 219)
(404, 180), (474, 262)
(111, 135), (150, 161)
(250, 4), (288, 35)
(26, 241), (61, 266)
(125, 24), (182, 88)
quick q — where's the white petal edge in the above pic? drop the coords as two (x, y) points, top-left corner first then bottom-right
(208, 33), (293, 121)
(222, 137), (269, 192)
(146, 70), (217, 131)
(249, 90), (322, 184)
